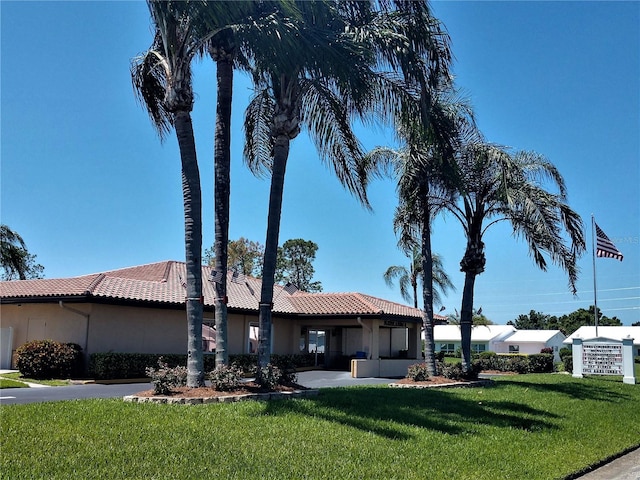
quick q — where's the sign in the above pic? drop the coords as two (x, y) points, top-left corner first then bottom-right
(383, 320), (406, 328)
(582, 343), (623, 375)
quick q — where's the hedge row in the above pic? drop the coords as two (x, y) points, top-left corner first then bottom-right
(89, 352), (317, 380)
(16, 340), (84, 379)
(474, 352), (554, 374)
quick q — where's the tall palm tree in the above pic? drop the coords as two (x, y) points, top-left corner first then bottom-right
(439, 143), (586, 372)
(0, 225), (44, 280)
(365, 86), (474, 374)
(205, 1), (300, 367)
(384, 247), (454, 309)
(131, 0), (220, 387)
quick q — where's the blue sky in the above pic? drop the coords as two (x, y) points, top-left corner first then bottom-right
(2, 1), (638, 325)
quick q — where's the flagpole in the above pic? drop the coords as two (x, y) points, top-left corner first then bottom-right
(591, 214), (599, 337)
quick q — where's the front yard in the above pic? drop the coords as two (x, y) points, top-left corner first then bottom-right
(1, 373), (638, 479)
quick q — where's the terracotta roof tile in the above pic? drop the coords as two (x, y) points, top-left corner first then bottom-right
(1, 260), (421, 320)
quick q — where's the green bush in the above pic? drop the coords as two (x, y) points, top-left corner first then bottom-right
(563, 354), (573, 373)
(145, 358), (187, 395)
(255, 363), (282, 390)
(407, 363), (430, 381)
(15, 340), (83, 379)
(207, 364), (244, 391)
(559, 347), (572, 362)
(438, 360), (481, 380)
(89, 353), (216, 380)
(528, 354), (554, 373)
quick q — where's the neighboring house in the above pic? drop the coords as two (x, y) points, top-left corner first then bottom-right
(433, 324), (517, 355)
(564, 326), (640, 357)
(0, 261), (426, 376)
(496, 329), (566, 362)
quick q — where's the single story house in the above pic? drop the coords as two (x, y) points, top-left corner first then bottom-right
(564, 326), (640, 357)
(433, 324), (517, 355)
(495, 329), (566, 362)
(0, 261), (440, 377)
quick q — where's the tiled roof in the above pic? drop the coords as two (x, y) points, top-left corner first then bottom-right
(0, 261), (423, 320)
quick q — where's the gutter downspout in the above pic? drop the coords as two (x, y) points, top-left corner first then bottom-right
(59, 301), (90, 370)
(356, 316), (372, 359)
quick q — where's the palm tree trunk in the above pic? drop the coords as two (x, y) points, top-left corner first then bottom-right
(174, 110), (205, 387)
(421, 204), (437, 376)
(460, 271), (476, 373)
(258, 134), (290, 368)
(213, 58), (233, 367)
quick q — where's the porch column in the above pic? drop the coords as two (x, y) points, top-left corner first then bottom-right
(371, 321), (380, 360)
(622, 336), (636, 385)
(407, 323), (420, 359)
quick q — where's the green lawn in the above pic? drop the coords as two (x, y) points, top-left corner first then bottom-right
(0, 372), (70, 387)
(1, 374), (638, 479)
(0, 379), (29, 389)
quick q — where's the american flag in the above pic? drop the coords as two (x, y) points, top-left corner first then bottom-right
(283, 282), (298, 295)
(231, 270), (246, 284)
(595, 223), (624, 261)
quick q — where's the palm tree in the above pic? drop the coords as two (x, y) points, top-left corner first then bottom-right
(0, 225), (44, 280)
(205, 1), (300, 368)
(365, 86), (474, 375)
(439, 143), (586, 372)
(383, 247), (454, 309)
(131, 0), (220, 387)
(244, 1), (451, 369)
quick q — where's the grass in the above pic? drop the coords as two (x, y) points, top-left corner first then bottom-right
(0, 379), (29, 389)
(1, 374), (639, 479)
(0, 372), (70, 387)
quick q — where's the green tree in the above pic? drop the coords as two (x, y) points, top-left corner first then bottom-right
(508, 310), (559, 330)
(275, 238), (322, 292)
(558, 306), (622, 336)
(131, 0), (219, 387)
(205, 237), (264, 277)
(440, 143), (586, 372)
(0, 225), (44, 280)
(383, 247), (454, 309)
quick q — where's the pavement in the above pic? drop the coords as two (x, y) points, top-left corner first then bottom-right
(1, 369), (638, 479)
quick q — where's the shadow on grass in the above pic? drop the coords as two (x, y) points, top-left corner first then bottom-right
(260, 385), (560, 440)
(495, 376), (635, 402)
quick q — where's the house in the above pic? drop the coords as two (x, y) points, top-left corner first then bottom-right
(564, 326), (640, 357)
(0, 261), (432, 377)
(495, 329), (566, 362)
(433, 324), (517, 355)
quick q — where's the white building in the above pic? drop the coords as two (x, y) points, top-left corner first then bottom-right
(564, 326), (640, 357)
(433, 324), (516, 355)
(496, 329), (566, 362)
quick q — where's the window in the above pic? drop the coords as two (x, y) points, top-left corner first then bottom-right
(439, 343), (455, 353)
(472, 343), (486, 353)
(248, 323), (259, 354)
(202, 321), (216, 353)
(509, 345), (520, 353)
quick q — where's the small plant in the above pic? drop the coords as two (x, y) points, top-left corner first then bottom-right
(255, 363), (282, 390)
(145, 358), (187, 395)
(540, 347), (553, 355)
(438, 360), (481, 380)
(207, 364), (244, 391)
(407, 363), (430, 381)
(15, 340), (83, 379)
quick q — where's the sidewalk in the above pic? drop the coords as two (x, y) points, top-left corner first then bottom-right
(571, 446), (640, 480)
(0, 369), (50, 388)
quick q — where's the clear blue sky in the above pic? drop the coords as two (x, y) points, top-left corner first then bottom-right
(2, 1), (638, 325)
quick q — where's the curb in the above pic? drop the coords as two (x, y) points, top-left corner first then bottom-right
(389, 379), (493, 389)
(123, 389), (319, 405)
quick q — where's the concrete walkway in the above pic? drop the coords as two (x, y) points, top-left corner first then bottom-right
(571, 447), (640, 480)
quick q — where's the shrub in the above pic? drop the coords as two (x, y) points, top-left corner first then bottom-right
(559, 347), (572, 362)
(563, 354), (573, 373)
(89, 353), (216, 380)
(15, 340), (83, 379)
(255, 363), (282, 390)
(438, 360), (481, 380)
(528, 353), (554, 373)
(207, 364), (244, 391)
(407, 363), (430, 381)
(145, 358), (187, 395)
(540, 347), (553, 355)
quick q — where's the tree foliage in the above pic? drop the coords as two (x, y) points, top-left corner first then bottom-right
(0, 225), (44, 280)
(508, 306), (622, 335)
(205, 237), (264, 277)
(275, 238), (322, 292)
